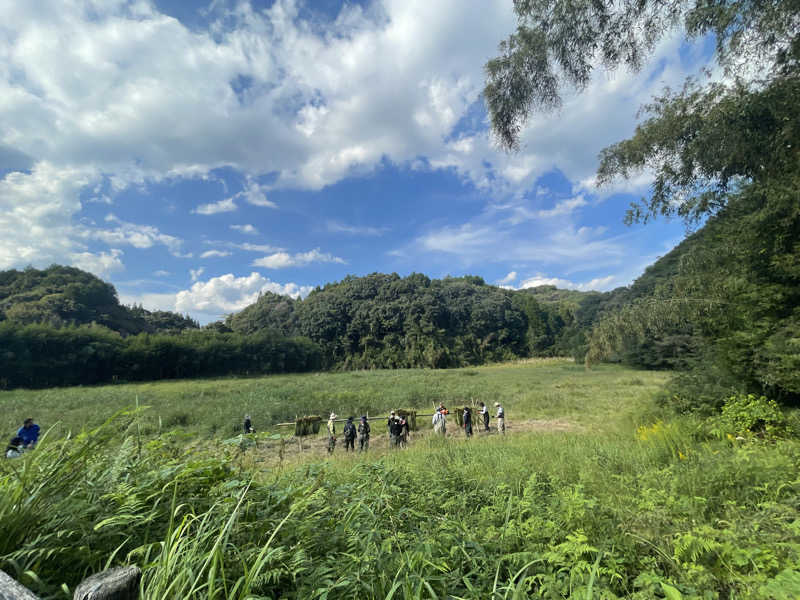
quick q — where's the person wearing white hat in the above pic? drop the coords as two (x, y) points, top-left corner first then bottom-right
(327, 413), (337, 453)
(494, 402), (505, 434)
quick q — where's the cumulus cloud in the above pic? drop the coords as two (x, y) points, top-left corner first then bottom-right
(71, 249), (125, 278)
(0, 162), (97, 269)
(174, 272), (314, 321)
(0, 0), (707, 289)
(190, 267), (205, 282)
(253, 248), (346, 268)
(193, 198), (237, 215)
(230, 224), (258, 235)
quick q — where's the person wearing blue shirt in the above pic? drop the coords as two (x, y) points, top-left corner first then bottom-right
(17, 418), (40, 448)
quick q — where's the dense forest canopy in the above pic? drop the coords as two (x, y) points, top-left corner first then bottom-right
(0, 265), (199, 335)
(0, 258), (704, 391)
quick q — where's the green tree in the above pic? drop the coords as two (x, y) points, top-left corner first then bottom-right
(485, 0), (798, 151)
(485, 0), (800, 402)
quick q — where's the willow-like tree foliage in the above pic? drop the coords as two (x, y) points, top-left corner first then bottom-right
(485, 0), (799, 151)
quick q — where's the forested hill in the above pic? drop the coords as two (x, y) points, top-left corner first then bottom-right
(0, 265), (198, 335)
(223, 267), (693, 369)
(0, 243), (710, 389)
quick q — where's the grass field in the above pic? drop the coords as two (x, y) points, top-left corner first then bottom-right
(2, 361), (799, 599)
(0, 358), (668, 441)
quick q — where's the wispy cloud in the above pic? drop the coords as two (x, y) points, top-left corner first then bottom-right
(200, 250), (232, 258)
(253, 248), (346, 269)
(239, 180), (276, 208)
(88, 214), (189, 257)
(326, 220), (388, 236)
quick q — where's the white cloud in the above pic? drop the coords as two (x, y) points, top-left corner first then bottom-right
(239, 242), (284, 253)
(190, 267), (205, 282)
(253, 248), (346, 269)
(0, 0), (709, 281)
(174, 272), (314, 321)
(230, 224), (258, 235)
(200, 249), (232, 258)
(0, 162), (98, 269)
(71, 249), (125, 279)
(517, 274), (617, 292)
(154, 269), (170, 276)
(536, 196), (588, 219)
(88, 214), (188, 257)
(498, 271), (517, 285)
(193, 198), (237, 215)
(326, 220), (388, 236)
(239, 180), (276, 208)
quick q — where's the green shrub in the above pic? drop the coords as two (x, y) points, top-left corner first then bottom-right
(710, 393), (788, 439)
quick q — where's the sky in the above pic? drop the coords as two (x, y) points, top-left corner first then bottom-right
(0, 0), (711, 324)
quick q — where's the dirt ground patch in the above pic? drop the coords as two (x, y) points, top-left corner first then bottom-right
(240, 417), (581, 469)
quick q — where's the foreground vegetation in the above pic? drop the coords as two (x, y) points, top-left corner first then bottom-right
(1, 362), (799, 599)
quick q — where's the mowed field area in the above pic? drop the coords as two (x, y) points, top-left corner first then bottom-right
(1, 360), (799, 599)
(0, 358), (667, 441)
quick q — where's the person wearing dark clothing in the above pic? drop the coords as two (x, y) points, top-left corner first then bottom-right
(358, 416), (370, 452)
(243, 414), (254, 434)
(463, 407), (473, 438)
(387, 411), (396, 433)
(343, 416), (357, 451)
(478, 402), (490, 431)
(17, 419), (40, 448)
(398, 415), (409, 447)
(389, 417), (404, 448)
(5, 436), (23, 459)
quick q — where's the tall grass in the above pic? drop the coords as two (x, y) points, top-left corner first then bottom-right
(1, 406), (798, 599)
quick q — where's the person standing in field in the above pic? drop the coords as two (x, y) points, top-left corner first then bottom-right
(358, 416), (370, 452)
(432, 407), (447, 435)
(398, 414), (409, 447)
(478, 402), (490, 431)
(494, 403), (505, 434)
(387, 411), (396, 435)
(243, 414), (254, 434)
(17, 418), (40, 448)
(343, 416), (357, 452)
(327, 413), (337, 454)
(389, 414), (403, 448)
(463, 407), (473, 438)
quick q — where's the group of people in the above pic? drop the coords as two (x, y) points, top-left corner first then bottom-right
(324, 401), (507, 454)
(433, 401), (505, 438)
(5, 418), (40, 458)
(327, 413), (372, 453)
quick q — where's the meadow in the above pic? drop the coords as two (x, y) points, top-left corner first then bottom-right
(0, 358), (666, 439)
(1, 360), (799, 599)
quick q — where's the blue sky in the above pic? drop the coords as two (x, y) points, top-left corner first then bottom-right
(0, 0), (709, 323)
